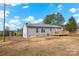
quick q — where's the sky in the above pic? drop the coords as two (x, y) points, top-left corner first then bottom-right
(0, 3), (79, 31)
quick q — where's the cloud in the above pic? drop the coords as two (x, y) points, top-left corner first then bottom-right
(10, 3), (21, 6)
(8, 15), (22, 30)
(9, 19), (20, 24)
(14, 16), (20, 19)
(69, 8), (79, 13)
(0, 22), (5, 31)
(49, 4), (53, 6)
(0, 10), (10, 19)
(0, 22), (3, 31)
(5, 10), (10, 16)
(73, 14), (79, 17)
(10, 24), (16, 27)
(72, 18), (79, 24)
(10, 3), (17, 6)
(32, 19), (43, 24)
(0, 4), (3, 6)
(9, 19), (22, 30)
(76, 19), (79, 23)
(9, 15), (21, 25)
(0, 22), (2, 25)
(25, 16), (35, 22)
(5, 23), (9, 27)
(25, 16), (43, 24)
(57, 5), (63, 10)
(5, 3), (21, 6)
(58, 5), (62, 8)
(23, 6), (29, 8)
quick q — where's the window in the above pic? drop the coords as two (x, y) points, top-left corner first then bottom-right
(36, 28), (38, 33)
(41, 28), (45, 32)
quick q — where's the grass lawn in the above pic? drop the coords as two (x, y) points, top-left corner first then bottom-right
(0, 35), (79, 56)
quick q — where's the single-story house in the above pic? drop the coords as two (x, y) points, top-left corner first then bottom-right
(23, 23), (63, 38)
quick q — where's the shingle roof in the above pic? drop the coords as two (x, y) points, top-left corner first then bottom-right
(26, 23), (61, 28)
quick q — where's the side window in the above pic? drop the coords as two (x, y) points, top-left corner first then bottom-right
(36, 28), (38, 33)
(41, 28), (45, 32)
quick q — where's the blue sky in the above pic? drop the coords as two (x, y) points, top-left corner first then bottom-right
(0, 3), (79, 31)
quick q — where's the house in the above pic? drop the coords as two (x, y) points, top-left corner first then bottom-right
(77, 26), (79, 34)
(23, 23), (63, 38)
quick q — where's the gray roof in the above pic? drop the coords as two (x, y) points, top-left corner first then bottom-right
(26, 24), (61, 28)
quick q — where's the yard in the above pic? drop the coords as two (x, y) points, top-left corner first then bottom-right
(0, 35), (79, 56)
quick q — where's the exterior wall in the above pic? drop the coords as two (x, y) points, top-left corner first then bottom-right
(27, 27), (62, 37)
(23, 25), (63, 38)
(55, 28), (63, 32)
(77, 29), (79, 34)
(27, 27), (52, 36)
(23, 25), (28, 38)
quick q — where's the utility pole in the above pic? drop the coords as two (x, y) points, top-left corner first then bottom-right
(3, 3), (5, 42)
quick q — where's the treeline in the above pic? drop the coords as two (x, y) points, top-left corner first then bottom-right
(0, 31), (16, 36)
(43, 12), (78, 33)
(0, 27), (23, 36)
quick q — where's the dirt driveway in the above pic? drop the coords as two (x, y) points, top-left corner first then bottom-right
(0, 36), (79, 56)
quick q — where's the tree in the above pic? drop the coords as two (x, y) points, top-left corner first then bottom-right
(65, 16), (77, 32)
(5, 26), (9, 36)
(43, 12), (64, 26)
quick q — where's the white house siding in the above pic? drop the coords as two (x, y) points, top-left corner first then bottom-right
(51, 28), (57, 34)
(27, 27), (58, 37)
(28, 27), (37, 36)
(55, 28), (63, 32)
(77, 29), (79, 34)
(23, 24), (63, 38)
(23, 25), (28, 38)
(43, 28), (52, 35)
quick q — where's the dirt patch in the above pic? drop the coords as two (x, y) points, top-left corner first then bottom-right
(0, 36), (79, 56)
